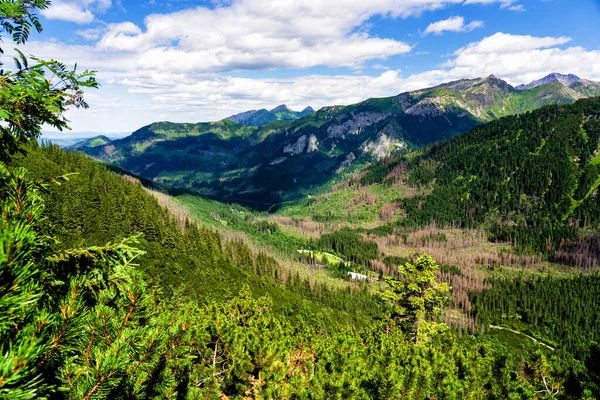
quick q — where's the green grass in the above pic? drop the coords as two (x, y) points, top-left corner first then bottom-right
(176, 194), (311, 254)
(297, 250), (345, 265)
(276, 182), (419, 227)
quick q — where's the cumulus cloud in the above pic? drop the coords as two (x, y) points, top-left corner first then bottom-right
(41, 1), (94, 24)
(41, 0), (112, 24)
(424, 16), (484, 35)
(93, 1), (426, 71)
(26, 1), (596, 132)
(411, 33), (598, 87)
(24, 30), (600, 132)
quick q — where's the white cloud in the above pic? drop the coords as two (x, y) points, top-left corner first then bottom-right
(21, 31), (600, 132)
(41, 0), (112, 24)
(93, 1), (426, 71)
(508, 4), (525, 11)
(424, 16), (484, 35)
(464, 0), (525, 11)
(22, 1), (596, 133)
(413, 32), (598, 87)
(454, 32), (571, 56)
(464, 0), (513, 7)
(41, 1), (94, 24)
(74, 28), (104, 41)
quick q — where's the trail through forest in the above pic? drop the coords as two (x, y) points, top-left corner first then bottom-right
(489, 325), (556, 351)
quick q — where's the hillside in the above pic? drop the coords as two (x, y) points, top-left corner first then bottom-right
(11, 144), (600, 398)
(7, 1), (600, 397)
(318, 97), (600, 258)
(79, 74), (600, 209)
(245, 97), (600, 368)
(13, 144), (382, 326)
(66, 134), (112, 150)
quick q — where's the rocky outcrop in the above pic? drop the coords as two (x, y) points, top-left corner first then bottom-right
(269, 157), (287, 165)
(361, 124), (405, 160)
(283, 134), (318, 155)
(283, 135), (308, 155)
(336, 152), (356, 172)
(307, 134), (318, 152)
(516, 73), (581, 90)
(326, 112), (391, 139)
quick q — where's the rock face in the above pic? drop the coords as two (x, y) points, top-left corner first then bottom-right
(361, 124), (405, 160)
(283, 134), (319, 155)
(269, 157), (287, 165)
(336, 152), (356, 172)
(516, 73), (581, 90)
(326, 112), (391, 139)
(307, 134), (319, 152)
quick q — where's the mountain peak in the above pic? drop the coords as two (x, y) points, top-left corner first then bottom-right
(516, 73), (581, 90)
(482, 74), (511, 89)
(545, 72), (580, 83)
(270, 104), (291, 113)
(226, 104), (314, 126)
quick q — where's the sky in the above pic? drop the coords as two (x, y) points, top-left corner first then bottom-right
(8, 0), (600, 134)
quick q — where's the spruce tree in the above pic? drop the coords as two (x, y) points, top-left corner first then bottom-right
(378, 253), (451, 343)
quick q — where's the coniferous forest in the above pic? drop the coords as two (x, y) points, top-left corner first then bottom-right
(2, 1), (600, 399)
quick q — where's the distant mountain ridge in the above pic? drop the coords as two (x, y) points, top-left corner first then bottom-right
(515, 72), (594, 90)
(67, 135), (112, 151)
(78, 73), (600, 209)
(227, 104), (315, 126)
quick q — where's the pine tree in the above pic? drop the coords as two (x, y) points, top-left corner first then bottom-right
(378, 253), (451, 343)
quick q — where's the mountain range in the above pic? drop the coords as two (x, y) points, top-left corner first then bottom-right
(75, 73), (600, 208)
(227, 104), (315, 126)
(515, 72), (584, 90)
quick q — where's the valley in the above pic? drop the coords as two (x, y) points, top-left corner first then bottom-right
(69, 85), (600, 365)
(3, 1), (600, 396)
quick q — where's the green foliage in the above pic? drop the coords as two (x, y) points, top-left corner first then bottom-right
(395, 98), (600, 254)
(318, 228), (378, 266)
(16, 144), (383, 326)
(1, 158), (592, 397)
(177, 193), (311, 254)
(2, 3), (600, 397)
(471, 274), (600, 361)
(0, 0), (46, 45)
(378, 254), (451, 343)
(0, 0), (98, 162)
(0, 162), (166, 399)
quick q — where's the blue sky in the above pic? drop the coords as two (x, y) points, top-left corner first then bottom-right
(13, 0), (600, 133)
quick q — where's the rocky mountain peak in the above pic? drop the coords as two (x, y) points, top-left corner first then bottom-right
(270, 104), (291, 113)
(515, 73), (581, 90)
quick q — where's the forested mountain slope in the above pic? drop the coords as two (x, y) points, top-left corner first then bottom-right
(66, 134), (112, 150)
(80, 74), (600, 209)
(13, 144), (382, 325)
(5, 1), (600, 397)
(357, 97), (600, 256)
(15, 146), (600, 399)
